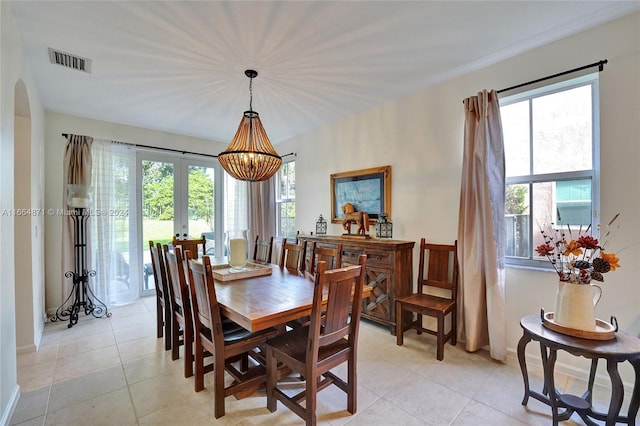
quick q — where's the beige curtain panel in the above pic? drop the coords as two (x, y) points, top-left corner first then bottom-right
(61, 134), (93, 303)
(457, 90), (507, 362)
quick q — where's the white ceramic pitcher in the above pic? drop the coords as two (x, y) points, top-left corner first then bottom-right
(554, 281), (602, 331)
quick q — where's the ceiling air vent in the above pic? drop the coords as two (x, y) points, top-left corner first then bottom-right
(48, 48), (92, 73)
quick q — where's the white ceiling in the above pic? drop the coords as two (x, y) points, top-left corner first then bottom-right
(9, 1), (640, 145)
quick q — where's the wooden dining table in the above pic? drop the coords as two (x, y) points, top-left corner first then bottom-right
(198, 259), (371, 401)
(211, 262), (372, 333)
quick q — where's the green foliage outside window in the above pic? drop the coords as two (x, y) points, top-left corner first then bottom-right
(505, 185), (527, 215)
(142, 161), (213, 225)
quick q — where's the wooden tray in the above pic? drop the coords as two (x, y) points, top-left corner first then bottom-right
(213, 262), (272, 282)
(208, 257), (230, 270)
(542, 312), (616, 340)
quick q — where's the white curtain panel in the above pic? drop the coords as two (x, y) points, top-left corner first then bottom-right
(91, 140), (140, 306)
(224, 173), (249, 247)
(457, 89), (507, 362)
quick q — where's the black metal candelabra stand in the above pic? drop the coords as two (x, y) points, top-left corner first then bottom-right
(52, 208), (110, 328)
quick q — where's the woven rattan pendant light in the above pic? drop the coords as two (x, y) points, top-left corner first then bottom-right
(218, 70), (282, 182)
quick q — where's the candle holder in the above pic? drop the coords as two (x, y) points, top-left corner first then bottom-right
(67, 184), (91, 208)
(227, 229), (248, 271)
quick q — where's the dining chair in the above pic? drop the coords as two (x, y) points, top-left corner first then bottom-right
(253, 235), (274, 264)
(395, 238), (458, 361)
(265, 255), (367, 426)
(149, 241), (172, 351)
(307, 242), (343, 280)
(186, 253), (281, 418)
(172, 234), (205, 258)
(163, 245), (192, 377)
(288, 241), (344, 329)
(278, 238), (307, 275)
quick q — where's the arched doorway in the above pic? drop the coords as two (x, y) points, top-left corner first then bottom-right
(14, 79), (38, 353)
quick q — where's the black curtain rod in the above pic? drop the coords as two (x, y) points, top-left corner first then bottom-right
(497, 59), (607, 94)
(61, 133), (295, 159)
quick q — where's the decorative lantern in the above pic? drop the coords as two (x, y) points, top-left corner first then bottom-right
(315, 214), (327, 235)
(376, 214), (393, 238)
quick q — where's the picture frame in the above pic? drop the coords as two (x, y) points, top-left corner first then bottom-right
(331, 165), (391, 224)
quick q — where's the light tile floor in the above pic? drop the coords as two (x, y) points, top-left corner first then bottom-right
(12, 297), (629, 425)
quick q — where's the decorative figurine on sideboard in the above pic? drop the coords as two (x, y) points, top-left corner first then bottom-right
(341, 202), (370, 237)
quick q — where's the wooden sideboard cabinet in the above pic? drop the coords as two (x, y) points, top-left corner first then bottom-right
(298, 235), (414, 334)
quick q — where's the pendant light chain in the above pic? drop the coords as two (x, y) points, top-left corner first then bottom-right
(248, 75), (254, 147)
(249, 75), (253, 112)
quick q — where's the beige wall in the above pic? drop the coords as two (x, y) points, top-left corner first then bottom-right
(0, 2), (46, 423)
(43, 112), (228, 312)
(279, 12), (640, 387)
(14, 115), (34, 352)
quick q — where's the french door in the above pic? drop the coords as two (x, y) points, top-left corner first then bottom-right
(137, 152), (224, 295)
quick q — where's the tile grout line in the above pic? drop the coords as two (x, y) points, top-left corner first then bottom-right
(40, 333), (60, 426)
(110, 307), (143, 425)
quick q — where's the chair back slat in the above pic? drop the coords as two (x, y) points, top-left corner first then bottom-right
(418, 239), (458, 298)
(164, 246), (192, 317)
(253, 235), (274, 263)
(149, 241), (168, 297)
(311, 255), (366, 350)
(279, 238), (307, 273)
(163, 245), (183, 308)
(308, 242), (343, 277)
(187, 254), (215, 331)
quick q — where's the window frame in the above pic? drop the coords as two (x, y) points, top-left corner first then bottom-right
(500, 73), (601, 269)
(275, 159), (296, 240)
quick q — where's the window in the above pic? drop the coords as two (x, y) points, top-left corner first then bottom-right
(501, 74), (599, 266)
(276, 160), (296, 239)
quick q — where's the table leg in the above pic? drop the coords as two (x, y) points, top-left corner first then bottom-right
(605, 359), (624, 426)
(628, 359), (640, 426)
(545, 348), (560, 426)
(539, 343), (551, 396)
(584, 358), (598, 404)
(517, 332), (532, 405)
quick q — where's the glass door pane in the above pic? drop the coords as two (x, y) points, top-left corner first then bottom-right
(140, 159), (175, 292)
(187, 164), (215, 256)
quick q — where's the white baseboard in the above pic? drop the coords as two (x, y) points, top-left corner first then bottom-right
(0, 385), (20, 426)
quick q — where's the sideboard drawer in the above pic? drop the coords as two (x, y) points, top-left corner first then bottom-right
(343, 249), (391, 267)
(365, 250), (392, 267)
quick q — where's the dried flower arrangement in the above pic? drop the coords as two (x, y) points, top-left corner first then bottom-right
(535, 214), (621, 284)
